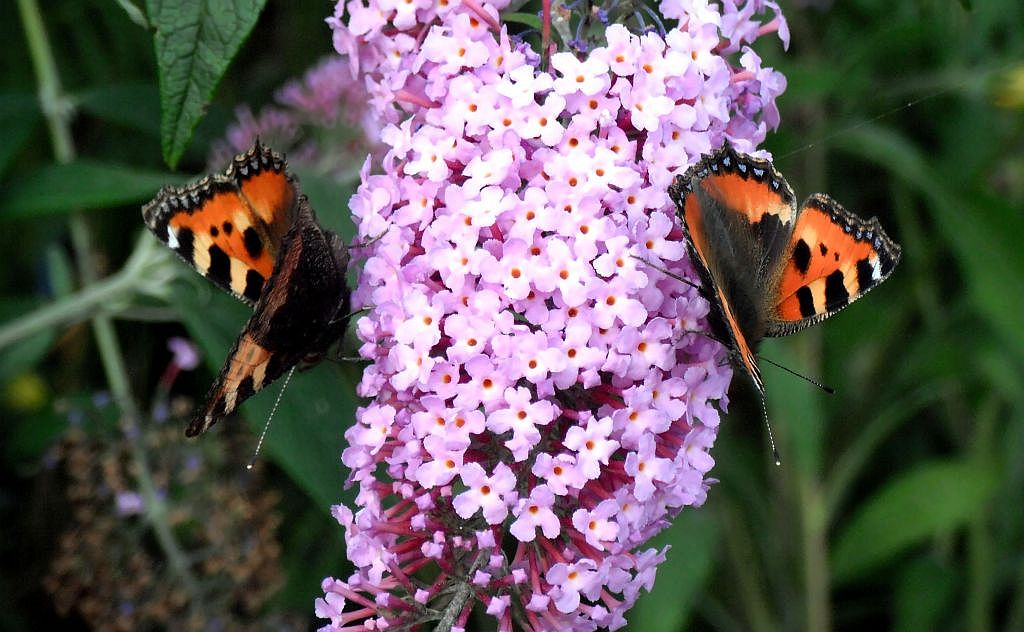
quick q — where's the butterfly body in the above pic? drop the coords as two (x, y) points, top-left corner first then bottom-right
(143, 142), (350, 436)
(668, 144), (901, 398)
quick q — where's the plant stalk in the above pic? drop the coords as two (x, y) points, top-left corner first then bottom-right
(18, 0), (201, 602)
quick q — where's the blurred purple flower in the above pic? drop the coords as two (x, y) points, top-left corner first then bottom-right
(115, 491), (145, 516)
(167, 336), (200, 371)
(92, 391), (111, 408)
(209, 56), (381, 179)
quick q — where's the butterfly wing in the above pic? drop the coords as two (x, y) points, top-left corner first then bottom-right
(185, 199), (351, 436)
(765, 194), (902, 337)
(142, 142), (297, 305)
(669, 145), (799, 396)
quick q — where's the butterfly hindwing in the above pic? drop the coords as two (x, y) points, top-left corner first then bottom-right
(184, 197), (352, 437)
(767, 194), (902, 336)
(187, 333), (286, 437)
(142, 142), (297, 306)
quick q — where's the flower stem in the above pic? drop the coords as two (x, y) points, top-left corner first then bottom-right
(967, 395), (998, 632)
(0, 234), (175, 351)
(0, 260), (131, 350)
(435, 549), (489, 631)
(16, 0), (74, 164)
(800, 476), (830, 632)
(718, 499), (775, 632)
(17, 0), (201, 605)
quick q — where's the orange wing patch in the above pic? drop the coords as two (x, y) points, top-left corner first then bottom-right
(700, 170), (795, 226)
(143, 143), (299, 305)
(165, 188), (278, 280)
(771, 194), (901, 332)
(239, 167), (297, 233)
(682, 191), (709, 263)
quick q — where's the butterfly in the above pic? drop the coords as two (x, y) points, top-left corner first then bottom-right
(667, 143), (901, 408)
(143, 141), (351, 436)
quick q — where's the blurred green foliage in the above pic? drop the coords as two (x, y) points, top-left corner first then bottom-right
(0, 0), (1021, 630)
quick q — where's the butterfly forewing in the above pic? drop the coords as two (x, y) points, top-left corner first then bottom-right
(685, 151), (798, 293)
(142, 142), (298, 305)
(669, 147), (801, 396)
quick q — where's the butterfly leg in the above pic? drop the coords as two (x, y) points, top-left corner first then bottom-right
(349, 229), (387, 250)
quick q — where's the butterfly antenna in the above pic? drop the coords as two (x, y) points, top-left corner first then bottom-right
(628, 254), (701, 292)
(760, 397), (782, 467)
(247, 366), (296, 470)
(760, 356), (835, 394)
(332, 305), (371, 327)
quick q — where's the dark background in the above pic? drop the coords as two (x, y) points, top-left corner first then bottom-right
(1, 1), (1021, 630)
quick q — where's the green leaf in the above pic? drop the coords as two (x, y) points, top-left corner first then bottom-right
(831, 459), (998, 584)
(78, 82), (162, 137)
(274, 502), (350, 610)
(146, 0), (268, 167)
(0, 161), (185, 218)
(502, 12), (542, 29)
(630, 511), (717, 631)
(253, 361), (359, 511)
(0, 298), (56, 382)
(893, 556), (958, 632)
(0, 94), (40, 178)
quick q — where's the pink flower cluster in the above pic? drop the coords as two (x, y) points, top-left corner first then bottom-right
(317, 0), (787, 629)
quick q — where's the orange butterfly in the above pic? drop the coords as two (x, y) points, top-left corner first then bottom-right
(143, 142), (351, 436)
(669, 144), (901, 407)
